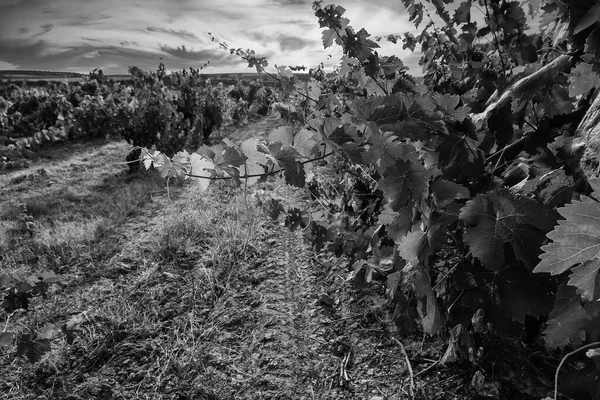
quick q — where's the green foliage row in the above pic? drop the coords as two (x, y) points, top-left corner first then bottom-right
(0, 66), (286, 170)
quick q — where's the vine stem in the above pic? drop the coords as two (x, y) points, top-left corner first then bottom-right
(393, 337), (415, 399)
(553, 341), (600, 400)
(482, 0), (508, 75)
(183, 151), (335, 181)
(209, 32), (318, 104)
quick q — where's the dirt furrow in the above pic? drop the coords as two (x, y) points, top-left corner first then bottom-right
(227, 226), (330, 399)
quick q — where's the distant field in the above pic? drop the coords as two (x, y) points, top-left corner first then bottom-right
(0, 70), (311, 86)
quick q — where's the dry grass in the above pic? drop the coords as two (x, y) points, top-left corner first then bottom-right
(0, 149), (265, 399)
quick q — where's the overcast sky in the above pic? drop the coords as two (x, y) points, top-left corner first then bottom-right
(0, 0), (425, 76)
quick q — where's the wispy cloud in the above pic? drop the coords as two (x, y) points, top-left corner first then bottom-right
(147, 26), (198, 40)
(159, 44), (215, 61)
(30, 23), (53, 38)
(119, 41), (139, 47)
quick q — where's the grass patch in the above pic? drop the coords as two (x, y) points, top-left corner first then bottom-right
(0, 174), (266, 399)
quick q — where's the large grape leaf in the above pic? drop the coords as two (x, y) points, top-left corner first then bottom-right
(431, 132), (485, 180)
(568, 260), (600, 302)
(459, 190), (558, 271)
(430, 179), (470, 208)
(189, 153), (214, 192)
(535, 196), (600, 276)
(268, 142), (305, 187)
(292, 128), (320, 159)
(536, 168), (576, 208)
(494, 264), (555, 323)
(362, 132), (418, 173)
(216, 139), (248, 167)
(427, 208), (460, 252)
(573, 2), (600, 34)
(433, 94), (470, 122)
(239, 138), (269, 186)
(268, 126), (294, 145)
(349, 95), (404, 126)
(568, 62), (600, 97)
(397, 229), (431, 267)
(378, 159), (429, 211)
(413, 265), (444, 334)
(543, 282), (597, 348)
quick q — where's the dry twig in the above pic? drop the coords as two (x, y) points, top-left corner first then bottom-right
(393, 337), (415, 400)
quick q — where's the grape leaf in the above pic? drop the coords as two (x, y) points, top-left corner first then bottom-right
(215, 139), (248, 168)
(431, 179), (470, 207)
(293, 128), (320, 158)
(378, 203), (397, 225)
(568, 260), (600, 302)
(268, 126), (294, 145)
(535, 196), (600, 276)
(460, 190), (558, 271)
(240, 138), (268, 186)
(386, 206), (414, 242)
(349, 95), (404, 126)
(427, 209), (459, 252)
(362, 132), (416, 173)
(495, 264), (555, 322)
(189, 153), (214, 192)
(314, 4), (348, 29)
(454, 0), (472, 24)
(322, 29), (337, 48)
(397, 229), (431, 266)
(378, 159), (429, 211)
(391, 288), (418, 336)
(573, 2), (600, 34)
(268, 142), (305, 187)
(16, 333), (52, 363)
(585, 25), (600, 58)
(536, 168), (575, 208)
(172, 150), (191, 172)
(380, 55), (405, 79)
(413, 265), (444, 334)
(434, 94), (470, 122)
(344, 28), (380, 62)
(568, 62), (600, 98)
(544, 283), (591, 348)
(431, 133), (485, 179)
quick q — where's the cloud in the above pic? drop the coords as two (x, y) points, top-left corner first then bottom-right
(0, 60), (17, 70)
(284, 19), (314, 28)
(59, 12), (113, 27)
(158, 44), (220, 61)
(18, 27), (27, 34)
(278, 34), (315, 52)
(30, 23), (53, 38)
(147, 26), (198, 40)
(268, 0), (311, 4)
(82, 37), (103, 43)
(0, 39), (48, 65)
(120, 41), (139, 47)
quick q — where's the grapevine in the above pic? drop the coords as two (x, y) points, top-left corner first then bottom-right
(143, 2), (600, 391)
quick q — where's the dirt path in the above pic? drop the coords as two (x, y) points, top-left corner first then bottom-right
(205, 226), (329, 399)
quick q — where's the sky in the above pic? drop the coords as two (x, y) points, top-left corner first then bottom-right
(0, 0), (424, 76)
